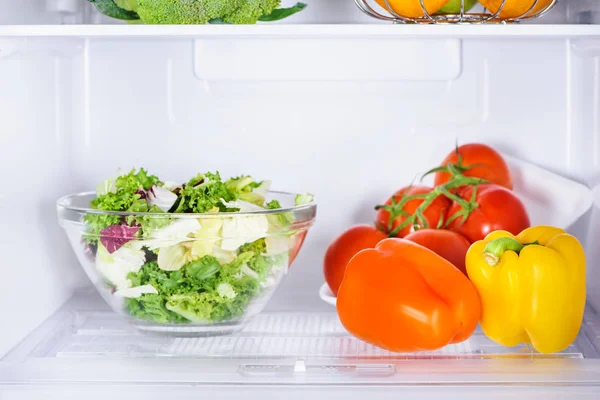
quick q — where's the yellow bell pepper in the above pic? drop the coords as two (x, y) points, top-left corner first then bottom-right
(466, 226), (586, 354)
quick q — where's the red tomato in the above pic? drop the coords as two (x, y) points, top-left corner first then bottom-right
(446, 184), (530, 243)
(289, 231), (307, 266)
(404, 229), (471, 276)
(376, 185), (451, 238)
(434, 143), (513, 190)
(324, 225), (387, 295)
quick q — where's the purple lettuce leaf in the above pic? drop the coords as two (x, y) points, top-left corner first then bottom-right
(100, 224), (141, 254)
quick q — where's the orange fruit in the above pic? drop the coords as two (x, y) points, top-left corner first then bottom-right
(479, 0), (554, 19)
(375, 0), (450, 18)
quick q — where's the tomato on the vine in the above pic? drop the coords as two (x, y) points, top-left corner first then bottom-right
(434, 143), (513, 190)
(404, 229), (471, 276)
(324, 225), (387, 295)
(376, 185), (451, 238)
(446, 184), (530, 243)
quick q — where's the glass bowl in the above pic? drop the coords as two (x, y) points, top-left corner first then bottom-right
(57, 191), (316, 336)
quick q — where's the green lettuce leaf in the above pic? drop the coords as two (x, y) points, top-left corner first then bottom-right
(186, 256), (221, 281)
(173, 172), (239, 213)
(265, 199), (294, 227)
(126, 294), (188, 324)
(124, 239), (279, 324)
(295, 193), (314, 206)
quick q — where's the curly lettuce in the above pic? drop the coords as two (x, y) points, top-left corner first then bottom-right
(171, 172), (239, 213)
(84, 168), (162, 244)
(125, 239), (282, 323)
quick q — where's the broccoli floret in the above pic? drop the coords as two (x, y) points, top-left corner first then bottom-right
(223, 0), (280, 24)
(92, 0), (306, 25)
(136, 0), (280, 25)
(136, 0), (234, 24)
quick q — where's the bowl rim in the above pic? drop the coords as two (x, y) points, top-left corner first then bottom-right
(57, 190), (317, 218)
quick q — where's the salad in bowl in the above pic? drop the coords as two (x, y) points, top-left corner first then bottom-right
(57, 169), (316, 336)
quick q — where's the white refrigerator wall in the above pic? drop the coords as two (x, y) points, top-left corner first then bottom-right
(1, 32), (600, 357)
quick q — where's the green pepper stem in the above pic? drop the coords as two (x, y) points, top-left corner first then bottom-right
(483, 237), (531, 267)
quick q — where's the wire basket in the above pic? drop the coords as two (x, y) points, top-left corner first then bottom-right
(355, 0), (558, 24)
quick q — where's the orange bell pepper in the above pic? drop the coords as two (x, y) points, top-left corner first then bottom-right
(337, 238), (481, 352)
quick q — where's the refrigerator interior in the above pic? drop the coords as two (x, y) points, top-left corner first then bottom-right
(2, 0), (600, 392)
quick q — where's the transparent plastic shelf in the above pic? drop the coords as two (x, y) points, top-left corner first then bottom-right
(20, 309), (593, 361)
(2, 293), (600, 387)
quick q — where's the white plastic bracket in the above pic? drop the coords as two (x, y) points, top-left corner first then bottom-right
(194, 37), (462, 81)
